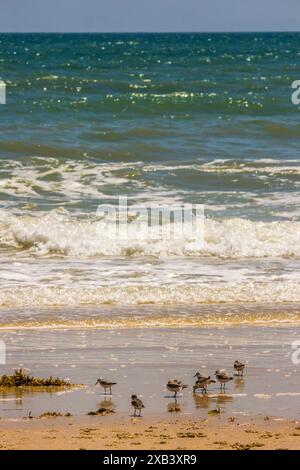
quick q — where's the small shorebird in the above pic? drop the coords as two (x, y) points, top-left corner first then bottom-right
(131, 394), (145, 416)
(234, 360), (245, 376)
(166, 379), (188, 398)
(193, 372), (216, 394)
(95, 378), (117, 395)
(215, 369), (233, 390)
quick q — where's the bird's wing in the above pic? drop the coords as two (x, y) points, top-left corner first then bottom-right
(217, 372), (228, 379)
(133, 398), (144, 407)
(197, 376), (209, 384)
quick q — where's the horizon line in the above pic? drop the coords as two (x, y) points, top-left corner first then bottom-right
(0, 30), (300, 34)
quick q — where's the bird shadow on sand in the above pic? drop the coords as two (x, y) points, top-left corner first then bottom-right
(98, 398), (116, 411)
(167, 399), (182, 413)
(234, 377), (245, 391)
(164, 394), (184, 399)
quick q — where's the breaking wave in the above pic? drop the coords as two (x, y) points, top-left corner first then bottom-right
(0, 209), (299, 259)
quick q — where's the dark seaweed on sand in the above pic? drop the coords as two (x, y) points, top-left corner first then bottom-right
(0, 368), (72, 387)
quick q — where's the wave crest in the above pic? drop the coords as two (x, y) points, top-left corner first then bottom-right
(0, 210), (299, 259)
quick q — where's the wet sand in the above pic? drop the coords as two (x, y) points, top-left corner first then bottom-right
(0, 322), (300, 449)
(1, 414), (300, 450)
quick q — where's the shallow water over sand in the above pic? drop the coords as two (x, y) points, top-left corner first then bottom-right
(0, 323), (300, 420)
(1, 304), (300, 329)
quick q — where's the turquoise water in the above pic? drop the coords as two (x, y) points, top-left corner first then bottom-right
(0, 33), (300, 315)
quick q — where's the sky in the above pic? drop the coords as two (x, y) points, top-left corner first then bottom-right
(0, 0), (300, 32)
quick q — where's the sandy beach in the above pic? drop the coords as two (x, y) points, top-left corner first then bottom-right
(1, 414), (300, 450)
(1, 311), (300, 449)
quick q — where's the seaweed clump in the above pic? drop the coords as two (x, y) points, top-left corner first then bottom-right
(39, 412), (72, 418)
(0, 369), (72, 388)
(88, 407), (115, 416)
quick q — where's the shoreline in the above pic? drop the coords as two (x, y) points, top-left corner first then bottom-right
(1, 302), (300, 330)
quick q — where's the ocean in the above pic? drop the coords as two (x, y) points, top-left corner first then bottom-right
(0, 33), (300, 327)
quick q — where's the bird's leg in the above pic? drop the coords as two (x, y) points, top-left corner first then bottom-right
(139, 409), (141, 417)
(174, 391), (177, 399)
(133, 409), (136, 416)
(105, 388), (107, 395)
(110, 387), (112, 395)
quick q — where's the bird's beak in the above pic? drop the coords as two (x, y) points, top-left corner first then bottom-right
(193, 373), (197, 377)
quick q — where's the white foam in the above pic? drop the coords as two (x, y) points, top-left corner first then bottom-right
(0, 209), (300, 259)
(1, 280), (300, 308)
(0, 208), (300, 307)
(254, 394), (272, 399)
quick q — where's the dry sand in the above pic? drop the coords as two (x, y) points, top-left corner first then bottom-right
(1, 414), (300, 450)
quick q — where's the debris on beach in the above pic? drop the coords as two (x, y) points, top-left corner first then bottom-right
(88, 407), (115, 416)
(208, 407), (221, 416)
(39, 412), (72, 418)
(0, 369), (73, 388)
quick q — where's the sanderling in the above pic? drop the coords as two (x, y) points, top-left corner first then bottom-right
(131, 394), (145, 416)
(193, 372), (216, 394)
(166, 379), (188, 398)
(215, 369), (233, 390)
(234, 360), (245, 376)
(95, 377), (117, 395)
